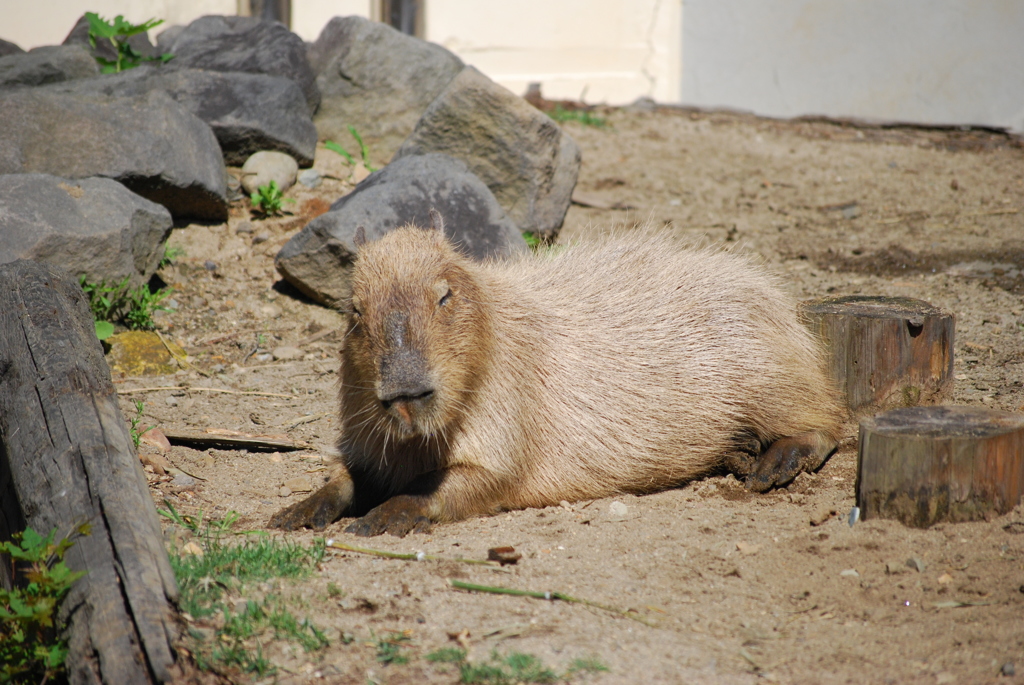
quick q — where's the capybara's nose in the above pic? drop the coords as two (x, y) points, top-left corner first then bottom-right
(379, 385), (434, 410)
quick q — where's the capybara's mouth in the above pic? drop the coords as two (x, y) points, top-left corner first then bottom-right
(381, 390), (435, 434)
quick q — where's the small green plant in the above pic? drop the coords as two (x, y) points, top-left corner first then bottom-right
(127, 399), (153, 450)
(158, 245), (185, 270)
(85, 13), (174, 73)
(324, 125), (377, 172)
(549, 105), (607, 128)
(0, 524), (90, 684)
(79, 274), (173, 337)
(160, 503), (328, 676)
(375, 631), (411, 665)
(522, 231), (542, 249)
(425, 648), (607, 684)
(250, 180), (294, 216)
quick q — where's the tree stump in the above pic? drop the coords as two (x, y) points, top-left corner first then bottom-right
(858, 406), (1024, 528)
(0, 260), (179, 684)
(801, 295), (954, 417)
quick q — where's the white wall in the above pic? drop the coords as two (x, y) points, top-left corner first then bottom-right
(425, 0), (682, 105)
(2, 0), (237, 49)
(681, 0), (1024, 132)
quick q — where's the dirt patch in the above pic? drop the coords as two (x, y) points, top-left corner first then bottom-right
(127, 107), (1024, 684)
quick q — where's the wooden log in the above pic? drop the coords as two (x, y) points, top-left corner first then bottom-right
(858, 406), (1024, 528)
(0, 260), (179, 684)
(801, 295), (954, 417)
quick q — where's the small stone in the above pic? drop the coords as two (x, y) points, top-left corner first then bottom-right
(298, 168), (322, 188)
(172, 472), (196, 487)
(252, 232), (270, 244)
(885, 561), (909, 575)
(950, 178), (960, 191)
(203, 260), (217, 271)
(736, 541), (761, 555)
(181, 540), (204, 557)
(165, 395), (179, 407)
(279, 486), (292, 497)
(1001, 662), (1015, 677)
(139, 452), (171, 475)
(283, 476), (312, 493)
(607, 500), (629, 521)
(139, 427), (172, 453)
(272, 345), (303, 361)
(350, 161), (371, 184)
(937, 572), (953, 584)
(906, 557), (926, 573)
(260, 303), (283, 319)
(241, 150), (299, 195)
(840, 569), (860, 578)
(235, 220), (255, 234)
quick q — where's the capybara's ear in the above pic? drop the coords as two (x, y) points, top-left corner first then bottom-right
(428, 208), (445, 238)
(354, 226), (367, 248)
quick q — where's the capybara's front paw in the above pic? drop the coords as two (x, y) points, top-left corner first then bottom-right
(269, 482), (350, 530)
(745, 431), (836, 492)
(345, 495), (433, 538)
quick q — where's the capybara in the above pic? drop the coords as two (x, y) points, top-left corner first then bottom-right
(270, 214), (844, 536)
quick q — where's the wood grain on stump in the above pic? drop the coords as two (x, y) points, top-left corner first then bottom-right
(801, 295), (954, 417)
(858, 406), (1024, 528)
(0, 260), (179, 684)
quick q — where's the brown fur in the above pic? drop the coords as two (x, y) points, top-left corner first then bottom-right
(270, 224), (844, 535)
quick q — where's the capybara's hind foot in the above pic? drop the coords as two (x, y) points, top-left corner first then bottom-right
(269, 477), (353, 531)
(345, 495), (433, 538)
(745, 431), (837, 493)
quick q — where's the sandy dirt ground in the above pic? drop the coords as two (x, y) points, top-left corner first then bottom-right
(124, 106), (1024, 684)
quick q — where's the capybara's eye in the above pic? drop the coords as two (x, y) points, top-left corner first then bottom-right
(351, 306), (361, 318)
(439, 289), (452, 307)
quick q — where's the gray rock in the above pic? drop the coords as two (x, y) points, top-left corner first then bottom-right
(298, 168), (322, 188)
(155, 25), (184, 53)
(0, 89), (227, 221)
(0, 45), (99, 88)
(164, 15), (319, 114)
(38, 65), (316, 166)
(395, 66), (581, 239)
(309, 16), (463, 162)
(276, 153), (527, 306)
(0, 38), (24, 57)
(241, 151), (298, 195)
(0, 173), (172, 287)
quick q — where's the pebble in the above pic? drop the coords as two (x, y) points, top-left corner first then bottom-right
(260, 303), (283, 319)
(241, 150), (299, 195)
(139, 427), (171, 453)
(607, 501), (629, 521)
(809, 506), (836, 526)
(235, 220), (255, 234)
(203, 260), (217, 271)
(298, 168), (322, 188)
(1002, 662), (1015, 677)
(840, 569), (860, 578)
(279, 486), (292, 497)
(283, 476), (312, 493)
(906, 557), (926, 573)
(172, 472), (196, 487)
(272, 345), (303, 361)
(252, 232), (270, 245)
(350, 161), (371, 184)
(165, 395), (179, 407)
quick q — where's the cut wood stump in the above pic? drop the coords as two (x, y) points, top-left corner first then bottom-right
(858, 406), (1024, 528)
(0, 260), (180, 684)
(801, 295), (954, 417)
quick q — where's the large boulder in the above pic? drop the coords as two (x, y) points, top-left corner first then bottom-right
(276, 153), (527, 306)
(0, 45), (99, 88)
(0, 89), (227, 221)
(0, 173), (173, 287)
(163, 15), (319, 114)
(309, 16), (463, 162)
(395, 67), (581, 240)
(0, 38), (24, 57)
(38, 65), (316, 166)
